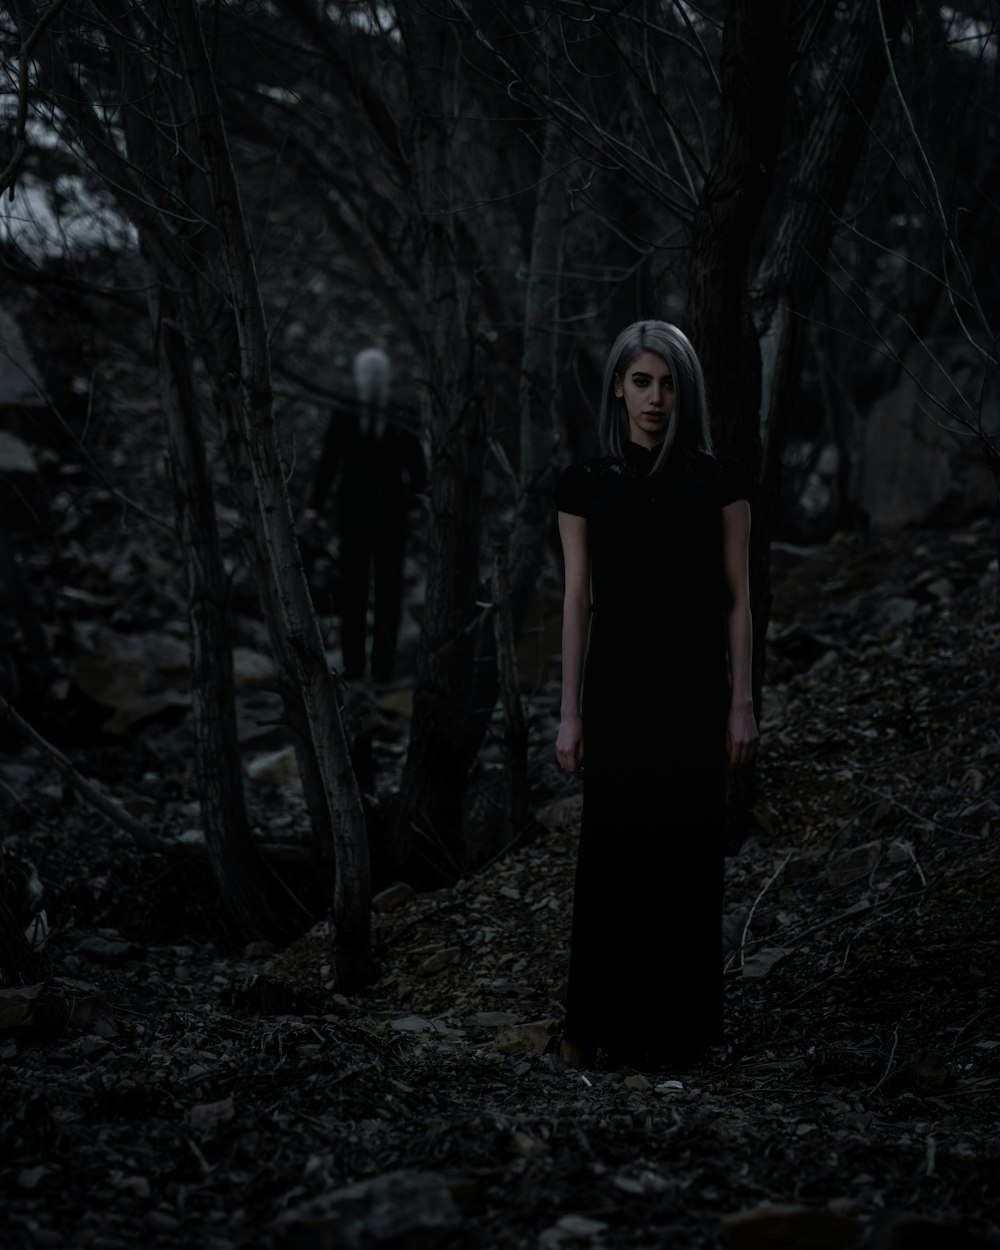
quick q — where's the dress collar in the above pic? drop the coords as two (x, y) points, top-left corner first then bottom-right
(623, 439), (664, 473)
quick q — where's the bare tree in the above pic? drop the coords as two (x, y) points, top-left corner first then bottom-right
(7, 0), (372, 982)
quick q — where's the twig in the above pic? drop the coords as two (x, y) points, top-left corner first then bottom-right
(905, 842), (928, 888)
(738, 853), (791, 974)
(0, 693), (162, 852)
(0, 0), (73, 201)
(866, 1025), (899, 1095)
(857, 782), (976, 839)
(185, 1136), (213, 1174)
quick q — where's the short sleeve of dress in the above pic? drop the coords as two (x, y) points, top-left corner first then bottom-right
(555, 462), (590, 518)
(718, 456), (754, 509)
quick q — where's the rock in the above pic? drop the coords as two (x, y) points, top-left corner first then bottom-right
(232, 646), (277, 689)
(17, 1165), (50, 1190)
(721, 1202), (862, 1249)
(274, 1169), (462, 1248)
(509, 1130), (551, 1156)
(540, 1213), (609, 1248)
(926, 577), (954, 601)
(534, 794), (583, 832)
(723, 906), (750, 957)
(614, 1166), (670, 1195)
(854, 337), (997, 528)
(75, 935), (140, 966)
(90, 1015), (119, 1040)
(418, 947), (461, 976)
(141, 632), (191, 677)
(0, 983), (42, 1030)
(243, 940), (276, 959)
(623, 1073), (651, 1091)
(372, 883), (415, 914)
(71, 650), (192, 733)
(29, 981), (108, 1035)
(0, 429), (39, 473)
(388, 1014), (436, 1034)
(75, 1035), (112, 1060)
(826, 840), (882, 888)
(415, 950), (457, 980)
(742, 947), (788, 980)
(468, 1011), (521, 1028)
(235, 691), (286, 750)
(246, 746), (300, 784)
(872, 597), (918, 629)
(494, 1018), (559, 1056)
(654, 1080), (684, 1094)
(190, 1097), (235, 1132)
(377, 689), (414, 717)
(116, 1175), (151, 1199)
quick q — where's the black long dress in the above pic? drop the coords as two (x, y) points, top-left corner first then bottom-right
(555, 439), (749, 1068)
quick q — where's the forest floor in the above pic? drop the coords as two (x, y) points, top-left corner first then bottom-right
(2, 507), (999, 1250)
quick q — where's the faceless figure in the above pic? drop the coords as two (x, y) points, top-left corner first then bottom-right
(311, 346), (425, 684)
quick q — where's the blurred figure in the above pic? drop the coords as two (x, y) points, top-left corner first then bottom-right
(310, 348), (425, 684)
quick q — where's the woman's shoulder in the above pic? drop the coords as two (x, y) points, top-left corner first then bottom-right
(555, 456), (624, 515)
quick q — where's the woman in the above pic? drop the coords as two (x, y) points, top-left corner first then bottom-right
(555, 320), (758, 1070)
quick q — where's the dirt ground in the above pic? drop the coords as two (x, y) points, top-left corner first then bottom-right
(2, 508), (999, 1249)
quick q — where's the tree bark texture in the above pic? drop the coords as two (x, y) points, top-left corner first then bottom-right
(511, 117), (566, 621)
(165, 0), (372, 987)
(23, 0), (373, 984)
(685, 0), (791, 471)
(465, 118), (567, 790)
(751, 0), (909, 696)
(684, 1), (792, 849)
(491, 545), (529, 846)
(383, 8), (490, 886)
(146, 266), (299, 943)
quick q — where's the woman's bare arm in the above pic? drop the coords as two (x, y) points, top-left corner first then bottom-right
(556, 511), (589, 774)
(722, 499), (759, 767)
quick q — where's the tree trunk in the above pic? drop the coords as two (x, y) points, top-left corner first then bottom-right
(163, 0), (372, 987)
(146, 266), (301, 943)
(491, 545), (529, 845)
(463, 117), (567, 824)
(752, 0), (910, 630)
(510, 119), (566, 614)
(33, 1), (334, 948)
(381, 9), (491, 886)
(686, 1), (791, 468)
(684, 1), (792, 849)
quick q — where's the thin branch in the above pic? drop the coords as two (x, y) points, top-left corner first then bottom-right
(0, 694), (164, 852)
(0, 0), (73, 202)
(874, 0), (996, 365)
(737, 852), (792, 974)
(866, 1025), (900, 1096)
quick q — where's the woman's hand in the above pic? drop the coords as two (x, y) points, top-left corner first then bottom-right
(727, 701), (759, 768)
(556, 713), (585, 774)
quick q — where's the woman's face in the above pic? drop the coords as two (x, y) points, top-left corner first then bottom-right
(614, 351), (676, 448)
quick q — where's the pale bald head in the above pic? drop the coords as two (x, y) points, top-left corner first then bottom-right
(353, 347), (391, 409)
